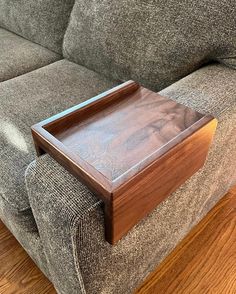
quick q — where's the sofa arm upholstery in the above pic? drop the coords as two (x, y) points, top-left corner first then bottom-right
(26, 63), (236, 294)
(26, 157), (100, 294)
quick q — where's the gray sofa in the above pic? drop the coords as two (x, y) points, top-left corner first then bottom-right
(0, 1), (236, 293)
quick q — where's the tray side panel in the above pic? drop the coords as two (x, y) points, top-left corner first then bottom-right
(43, 81), (140, 135)
(105, 118), (217, 244)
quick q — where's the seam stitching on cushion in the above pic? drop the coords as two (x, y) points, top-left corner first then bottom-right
(71, 201), (103, 294)
(217, 55), (236, 59)
(0, 191), (31, 213)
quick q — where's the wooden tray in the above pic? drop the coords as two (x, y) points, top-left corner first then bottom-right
(32, 81), (217, 244)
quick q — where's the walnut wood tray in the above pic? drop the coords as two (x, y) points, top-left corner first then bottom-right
(32, 81), (217, 244)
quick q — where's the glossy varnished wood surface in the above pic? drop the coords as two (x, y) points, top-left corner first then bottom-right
(136, 186), (236, 294)
(32, 81), (217, 244)
(0, 221), (56, 294)
(109, 118), (217, 243)
(55, 87), (203, 181)
(32, 81), (208, 191)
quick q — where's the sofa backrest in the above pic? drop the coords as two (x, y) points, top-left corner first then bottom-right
(63, 0), (236, 90)
(0, 0), (75, 54)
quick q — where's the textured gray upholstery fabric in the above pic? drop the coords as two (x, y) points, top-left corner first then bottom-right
(0, 195), (50, 278)
(0, 28), (60, 82)
(0, 59), (117, 212)
(63, 0), (236, 91)
(26, 64), (236, 294)
(0, 0), (75, 53)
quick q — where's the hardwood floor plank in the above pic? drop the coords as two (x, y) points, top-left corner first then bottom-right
(0, 221), (56, 294)
(136, 187), (236, 294)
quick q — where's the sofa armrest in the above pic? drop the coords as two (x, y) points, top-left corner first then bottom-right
(26, 63), (236, 294)
(26, 155), (101, 294)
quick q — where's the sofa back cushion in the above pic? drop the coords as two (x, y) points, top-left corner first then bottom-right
(0, 0), (75, 54)
(63, 0), (236, 90)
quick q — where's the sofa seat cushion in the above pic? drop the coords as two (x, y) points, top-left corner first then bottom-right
(0, 59), (117, 211)
(0, 28), (61, 82)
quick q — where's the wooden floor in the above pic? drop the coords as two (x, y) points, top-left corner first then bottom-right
(0, 221), (56, 294)
(137, 186), (236, 294)
(0, 186), (235, 294)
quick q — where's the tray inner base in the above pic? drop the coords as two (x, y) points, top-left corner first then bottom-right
(51, 88), (203, 181)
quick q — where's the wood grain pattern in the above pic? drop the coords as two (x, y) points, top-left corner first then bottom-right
(0, 221), (56, 294)
(32, 81), (217, 244)
(55, 87), (203, 181)
(136, 186), (236, 294)
(109, 118), (217, 243)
